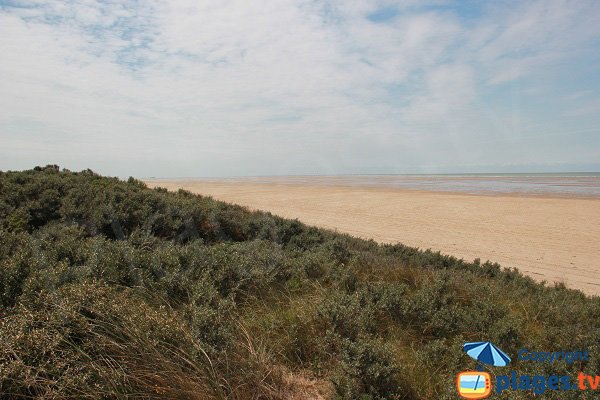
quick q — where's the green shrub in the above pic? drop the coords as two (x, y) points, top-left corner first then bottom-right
(1, 166), (600, 399)
(332, 337), (409, 400)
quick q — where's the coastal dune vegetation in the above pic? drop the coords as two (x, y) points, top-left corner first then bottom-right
(1, 165), (599, 399)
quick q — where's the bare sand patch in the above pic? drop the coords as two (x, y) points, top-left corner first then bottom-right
(146, 180), (600, 295)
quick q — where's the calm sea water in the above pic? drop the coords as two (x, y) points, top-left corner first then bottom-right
(213, 173), (600, 197)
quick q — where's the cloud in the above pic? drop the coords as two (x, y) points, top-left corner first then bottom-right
(0, 0), (599, 176)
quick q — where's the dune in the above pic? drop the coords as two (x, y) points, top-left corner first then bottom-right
(145, 179), (600, 295)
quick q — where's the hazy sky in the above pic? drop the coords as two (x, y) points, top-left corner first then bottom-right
(1, 0), (599, 177)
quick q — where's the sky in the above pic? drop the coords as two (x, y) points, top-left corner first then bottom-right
(1, 0), (599, 178)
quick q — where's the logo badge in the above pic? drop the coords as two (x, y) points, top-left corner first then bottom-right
(456, 371), (492, 399)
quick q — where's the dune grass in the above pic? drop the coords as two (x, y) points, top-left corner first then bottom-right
(1, 165), (599, 399)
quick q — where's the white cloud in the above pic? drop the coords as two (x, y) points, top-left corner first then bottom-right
(0, 0), (599, 176)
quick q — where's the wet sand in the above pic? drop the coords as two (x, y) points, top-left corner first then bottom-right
(145, 179), (600, 295)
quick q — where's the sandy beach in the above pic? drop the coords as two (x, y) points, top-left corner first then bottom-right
(146, 179), (600, 295)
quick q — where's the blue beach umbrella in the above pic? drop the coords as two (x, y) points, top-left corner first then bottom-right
(463, 342), (511, 367)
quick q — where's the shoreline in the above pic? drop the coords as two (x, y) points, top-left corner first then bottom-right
(145, 179), (600, 295)
(143, 177), (600, 200)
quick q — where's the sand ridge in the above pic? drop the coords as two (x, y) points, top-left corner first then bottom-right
(145, 180), (600, 296)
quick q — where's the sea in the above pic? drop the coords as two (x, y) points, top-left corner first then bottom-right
(208, 173), (600, 198)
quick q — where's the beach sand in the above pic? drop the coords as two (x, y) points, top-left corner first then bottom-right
(145, 180), (600, 295)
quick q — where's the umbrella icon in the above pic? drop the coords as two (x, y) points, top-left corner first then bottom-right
(463, 342), (511, 367)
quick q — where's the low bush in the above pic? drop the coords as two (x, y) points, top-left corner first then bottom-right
(1, 166), (599, 399)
